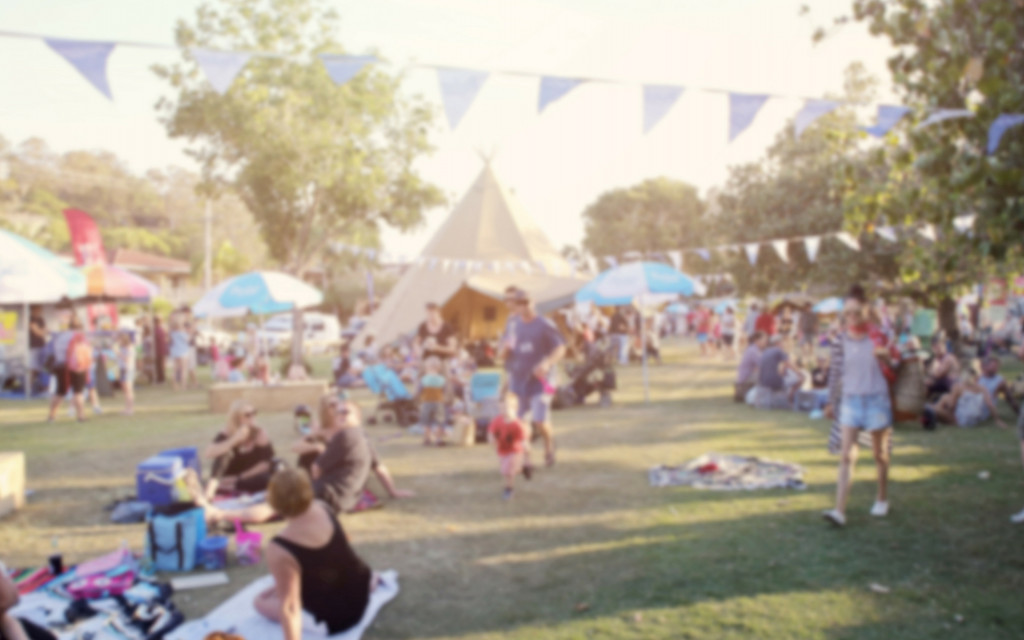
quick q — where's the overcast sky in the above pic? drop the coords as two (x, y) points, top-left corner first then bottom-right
(0, 0), (896, 258)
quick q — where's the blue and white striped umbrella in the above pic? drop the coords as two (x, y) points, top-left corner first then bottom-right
(812, 297), (844, 314)
(575, 261), (699, 306)
(193, 270), (323, 318)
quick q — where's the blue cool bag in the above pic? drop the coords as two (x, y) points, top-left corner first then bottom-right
(145, 503), (206, 572)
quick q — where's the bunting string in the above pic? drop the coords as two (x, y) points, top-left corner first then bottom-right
(2, 29), (1022, 147)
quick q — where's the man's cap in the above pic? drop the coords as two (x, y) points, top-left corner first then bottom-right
(510, 288), (531, 303)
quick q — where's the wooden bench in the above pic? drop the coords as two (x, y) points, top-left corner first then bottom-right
(0, 452), (25, 518)
(208, 380), (329, 414)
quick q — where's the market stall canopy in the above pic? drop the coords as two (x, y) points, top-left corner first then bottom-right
(0, 229), (86, 303)
(359, 164), (587, 344)
(82, 263), (160, 302)
(192, 271), (323, 318)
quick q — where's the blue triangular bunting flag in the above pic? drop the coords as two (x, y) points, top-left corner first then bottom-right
(320, 54), (377, 86)
(861, 105), (911, 138)
(193, 49), (252, 95)
(793, 99), (840, 139)
(729, 93), (770, 142)
(538, 76), (583, 113)
(436, 67), (489, 129)
(695, 249), (711, 262)
(987, 114), (1024, 154)
(916, 108), (973, 130)
(45, 38), (116, 100)
(642, 85), (684, 134)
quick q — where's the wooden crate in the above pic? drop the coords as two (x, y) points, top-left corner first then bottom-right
(0, 452), (25, 518)
(208, 380), (329, 414)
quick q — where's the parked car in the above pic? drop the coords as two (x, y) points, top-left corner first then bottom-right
(258, 312), (342, 354)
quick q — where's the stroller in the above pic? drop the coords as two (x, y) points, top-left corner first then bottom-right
(362, 364), (419, 426)
(554, 336), (616, 409)
(467, 371), (503, 443)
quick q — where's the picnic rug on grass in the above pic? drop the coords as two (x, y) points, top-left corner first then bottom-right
(649, 453), (806, 491)
(167, 570), (399, 640)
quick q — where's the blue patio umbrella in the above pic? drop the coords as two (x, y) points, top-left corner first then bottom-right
(193, 271), (323, 318)
(813, 297), (844, 314)
(576, 261), (698, 306)
(576, 262), (699, 401)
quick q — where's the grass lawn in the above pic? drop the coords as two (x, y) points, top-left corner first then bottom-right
(2, 340), (1023, 639)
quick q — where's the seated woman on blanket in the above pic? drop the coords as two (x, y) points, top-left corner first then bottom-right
(291, 395), (413, 508)
(199, 399), (277, 499)
(203, 395), (411, 524)
(256, 469), (383, 640)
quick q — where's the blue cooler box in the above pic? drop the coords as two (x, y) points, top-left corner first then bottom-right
(159, 447), (202, 481)
(136, 456), (183, 507)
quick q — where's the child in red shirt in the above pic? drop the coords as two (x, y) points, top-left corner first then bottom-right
(488, 395), (530, 500)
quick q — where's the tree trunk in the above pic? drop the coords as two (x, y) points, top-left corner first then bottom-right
(938, 295), (958, 340)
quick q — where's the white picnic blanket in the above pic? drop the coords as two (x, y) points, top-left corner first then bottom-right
(167, 570), (399, 640)
(649, 453), (806, 491)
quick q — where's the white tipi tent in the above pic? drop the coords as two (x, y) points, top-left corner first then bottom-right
(361, 165), (586, 345)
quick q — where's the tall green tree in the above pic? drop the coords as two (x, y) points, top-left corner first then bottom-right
(840, 0), (1024, 317)
(711, 64), (903, 297)
(154, 0), (443, 357)
(581, 177), (705, 259)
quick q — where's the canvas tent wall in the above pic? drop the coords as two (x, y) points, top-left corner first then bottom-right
(359, 164), (585, 346)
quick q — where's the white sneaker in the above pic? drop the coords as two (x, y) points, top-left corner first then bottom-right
(1011, 508), (1024, 524)
(822, 509), (846, 527)
(870, 501), (889, 517)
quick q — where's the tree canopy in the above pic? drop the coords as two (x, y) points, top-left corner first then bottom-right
(154, 0), (444, 276)
(581, 177), (705, 260)
(0, 133), (266, 279)
(836, 0), (1024, 304)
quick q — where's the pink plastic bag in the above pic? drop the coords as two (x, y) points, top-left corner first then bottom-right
(234, 520), (263, 566)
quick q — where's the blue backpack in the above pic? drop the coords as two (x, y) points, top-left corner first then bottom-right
(145, 504), (206, 572)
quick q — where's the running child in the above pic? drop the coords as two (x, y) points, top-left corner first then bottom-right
(488, 395), (530, 500)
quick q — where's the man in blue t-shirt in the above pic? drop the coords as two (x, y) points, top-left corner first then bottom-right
(504, 288), (566, 467)
(499, 286), (522, 375)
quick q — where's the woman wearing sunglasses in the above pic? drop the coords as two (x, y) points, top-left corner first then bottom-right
(823, 285), (897, 527)
(200, 399), (277, 499)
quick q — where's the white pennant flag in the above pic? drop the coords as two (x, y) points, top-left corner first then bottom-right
(953, 214), (976, 234)
(427, 257), (438, 270)
(771, 240), (789, 263)
(667, 250), (683, 270)
(743, 243), (759, 266)
(441, 259), (451, 272)
(875, 226), (898, 242)
(520, 260), (533, 273)
(917, 224), (937, 242)
(835, 232), (861, 251)
(804, 236), (821, 262)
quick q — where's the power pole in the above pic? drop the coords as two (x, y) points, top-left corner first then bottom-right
(204, 198), (212, 292)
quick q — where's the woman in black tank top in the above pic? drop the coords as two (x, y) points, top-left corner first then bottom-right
(255, 469), (375, 639)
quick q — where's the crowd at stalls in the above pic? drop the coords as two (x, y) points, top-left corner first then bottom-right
(29, 304), (308, 422)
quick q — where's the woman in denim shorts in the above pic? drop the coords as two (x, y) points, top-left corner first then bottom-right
(823, 286), (896, 527)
